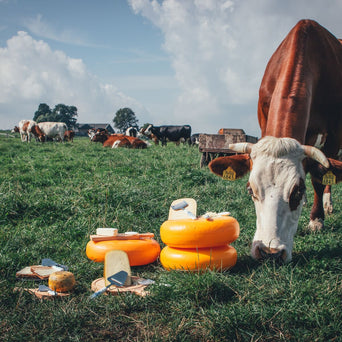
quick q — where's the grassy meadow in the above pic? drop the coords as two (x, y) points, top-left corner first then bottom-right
(0, 135), (341, 341)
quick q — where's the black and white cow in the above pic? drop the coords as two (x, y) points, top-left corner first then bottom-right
(190, 133), (200, 146)
(144, 124), (191, 146)
(125, 127), (138, 137)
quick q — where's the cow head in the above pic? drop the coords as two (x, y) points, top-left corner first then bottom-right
(209, 136), (330, 263)
(90, 131), (109, 143)
(143, 124), (153, 136)
(87, 129), (96, 139)
(30, 125), (46, 142)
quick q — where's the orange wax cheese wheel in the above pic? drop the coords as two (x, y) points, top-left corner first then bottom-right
(86, 238), (161, 266)
(160, 245), (237, 271)
(48, 271), (75, 293)
(160, 216), (239, 248)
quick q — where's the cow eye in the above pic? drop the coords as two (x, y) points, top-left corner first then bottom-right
(289, 178), (306, 211)
(247, 182), (256, 199)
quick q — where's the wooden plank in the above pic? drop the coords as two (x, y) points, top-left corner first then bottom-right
(218, 128), (245, 135)
(90, 232), (154, 242)
(198, 133), (258, 153)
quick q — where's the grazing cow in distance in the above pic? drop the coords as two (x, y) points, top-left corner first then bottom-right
(12, 126), (19, 135)
(37, 122), (67, 142)
(30, 124), (46, 141)
(190, 133), (200, 146)
(17, 120), (37, 142)
(64, 130), (75, 142)
(209, 20), (342, 263)
(144, 124), (191, 146)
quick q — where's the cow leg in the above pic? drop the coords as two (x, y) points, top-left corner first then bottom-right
(308, 179), (325, 231)
(323, 185), (333, 215)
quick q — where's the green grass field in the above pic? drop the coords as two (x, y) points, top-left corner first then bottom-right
(1, 136), (341, 341)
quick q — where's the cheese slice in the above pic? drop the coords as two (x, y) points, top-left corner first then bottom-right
(104, 250), (131, 286)
(168, 198), (197, 220)
(96, 228), (118, 236)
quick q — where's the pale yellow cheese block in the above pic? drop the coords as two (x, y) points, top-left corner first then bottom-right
(168, 198), (197, 220)
(96, 228), (118, 236)
(104, 250), (131, 286)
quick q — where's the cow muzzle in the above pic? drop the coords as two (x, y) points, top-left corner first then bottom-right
(257, 246), (287, 263)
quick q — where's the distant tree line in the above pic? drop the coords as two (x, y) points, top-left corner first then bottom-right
(33, 103), (142, 132)
(33, 103), (78, 129)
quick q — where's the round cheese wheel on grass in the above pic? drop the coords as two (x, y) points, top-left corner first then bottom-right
(48, 271), (75, 293)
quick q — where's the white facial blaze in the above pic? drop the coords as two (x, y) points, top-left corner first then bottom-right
(248, 137), (307, 262)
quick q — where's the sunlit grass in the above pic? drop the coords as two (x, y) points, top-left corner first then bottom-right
(0, 135), (341, 341)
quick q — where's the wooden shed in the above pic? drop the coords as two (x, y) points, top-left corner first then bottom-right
(198, 128), (258, 167)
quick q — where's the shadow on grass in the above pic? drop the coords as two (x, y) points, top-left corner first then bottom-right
(292, 245), (342, 266)
(230, 252), (261, 271)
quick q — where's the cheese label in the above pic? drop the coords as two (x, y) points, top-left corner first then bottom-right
(322, 171), (336, 185)
(223, 167), (236, 181)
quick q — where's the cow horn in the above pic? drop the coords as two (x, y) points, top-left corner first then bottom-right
(228, 142), (253, 154)
(303, 145), (329, 168)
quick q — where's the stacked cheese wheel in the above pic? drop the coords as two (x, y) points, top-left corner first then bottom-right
(160, 216), (239, 271)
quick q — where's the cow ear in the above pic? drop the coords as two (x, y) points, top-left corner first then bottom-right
(306, 158), (342, 184)
(209, 154), (252, 179)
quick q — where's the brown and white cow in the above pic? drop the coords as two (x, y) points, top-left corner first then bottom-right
(64, 130), (75, 142)
(30, 124), (46, 141)
(17, 120), (37, 142)
(209, 20), (342, 263)
(91, 131), (148, 149)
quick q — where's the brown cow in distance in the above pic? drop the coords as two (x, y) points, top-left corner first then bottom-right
(91, 131), (148, 149)
(209, 20), (342, 263)
(64, 130), (75, 142)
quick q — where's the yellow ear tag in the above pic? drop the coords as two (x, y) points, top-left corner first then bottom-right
(222, 167), (236, 181)
(322, 171), (336, 185)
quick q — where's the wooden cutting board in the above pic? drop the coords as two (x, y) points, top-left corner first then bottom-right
(91, 277), (149, 297)
(13, 287), (70, 299)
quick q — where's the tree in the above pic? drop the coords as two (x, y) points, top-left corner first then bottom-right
(33, 103), (51, 122)
(53, 104), (78, 128)
(33, 103), (78, 128)
(113, 108), (139, 133)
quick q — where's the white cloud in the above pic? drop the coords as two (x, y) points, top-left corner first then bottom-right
(0, 31), (148, 128)
(129, 0), (342, 136)
(23, 14), (103, 48)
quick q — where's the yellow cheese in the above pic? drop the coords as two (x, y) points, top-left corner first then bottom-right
(104, 250), (131, 286)
(48, 271), (75, 292)
(96, 228), (118, 236)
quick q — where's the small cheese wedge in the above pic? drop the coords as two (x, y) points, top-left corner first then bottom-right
(168, 198), (197, 220)
(96, 228), (118, 236)
(104, 250), (131, 286)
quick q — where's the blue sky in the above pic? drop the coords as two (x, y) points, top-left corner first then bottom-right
(1, 0), (342, 135)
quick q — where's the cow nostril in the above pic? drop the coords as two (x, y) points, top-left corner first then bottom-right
(258, 246), (286, 263)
